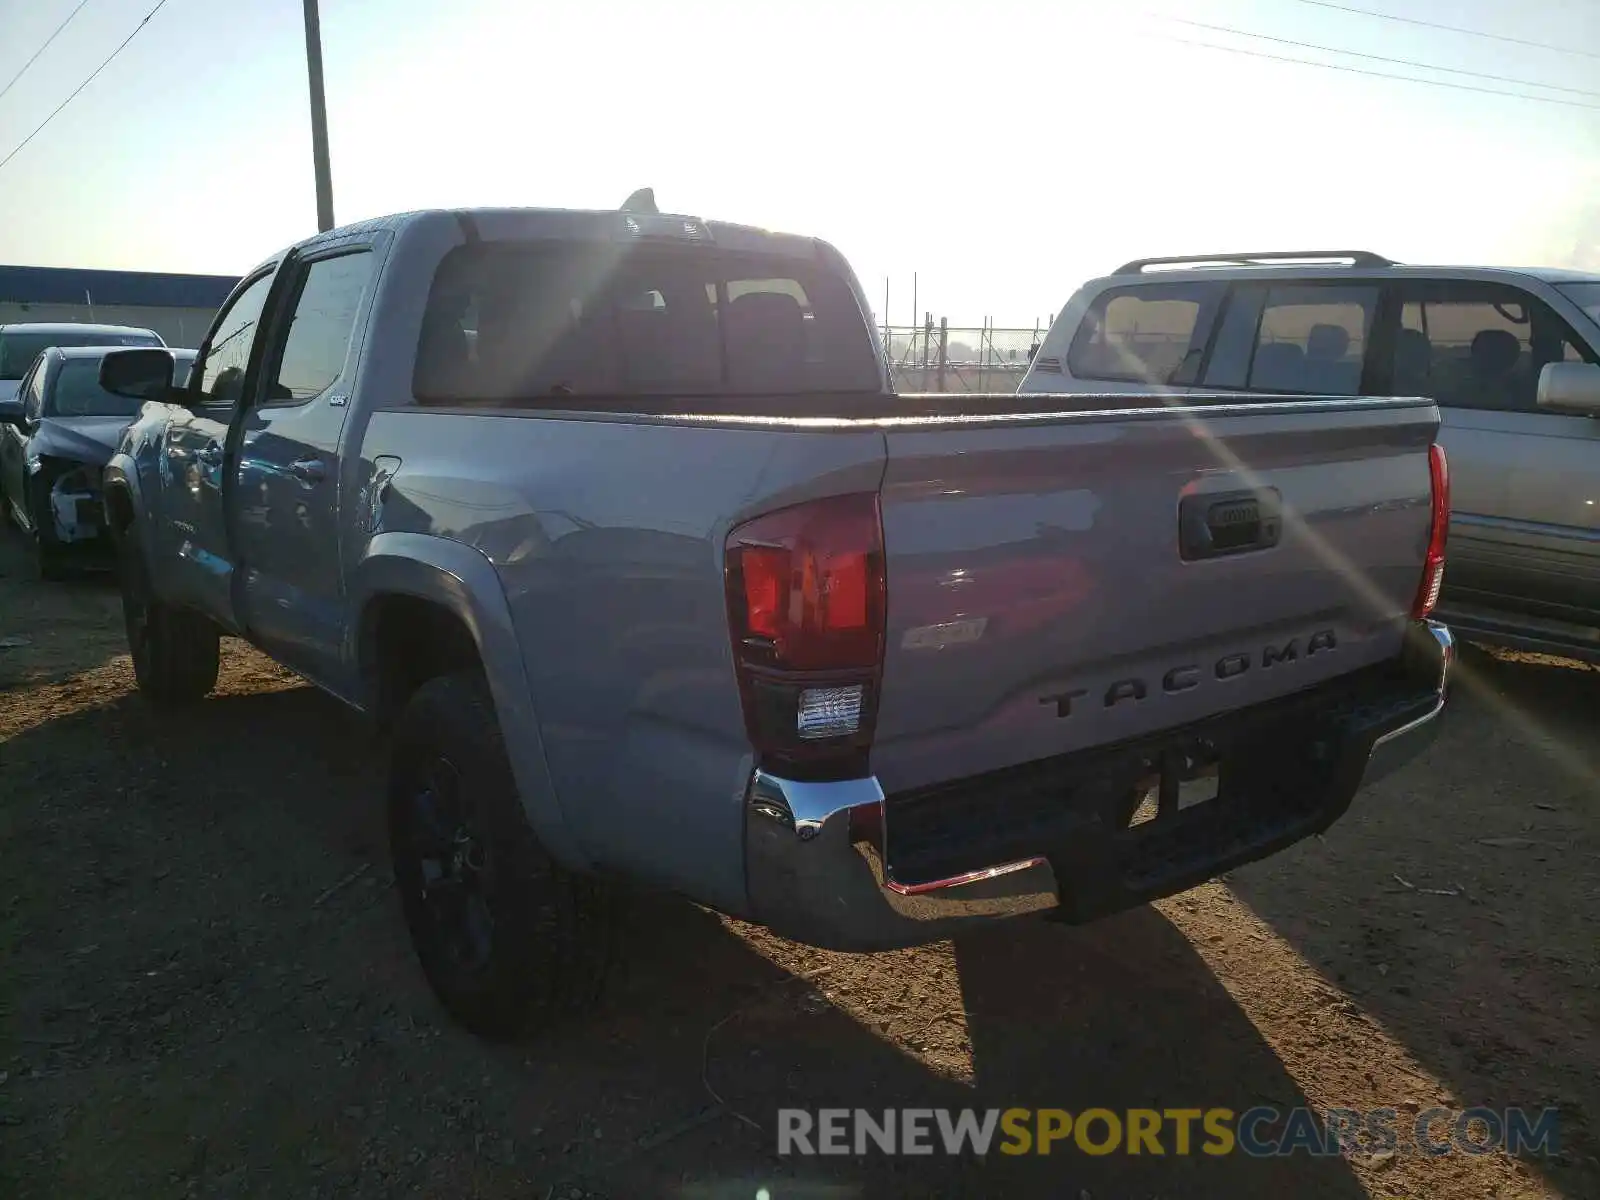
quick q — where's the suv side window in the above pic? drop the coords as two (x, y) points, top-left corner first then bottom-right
(1390, 282), (1591, 412)
(194, 271), (276, 410)
(1201, 285), (1379, 395)
(1247, 285), (1376, 395)
(1067, 283), (1226, 386)
(265, 251), (375, 404)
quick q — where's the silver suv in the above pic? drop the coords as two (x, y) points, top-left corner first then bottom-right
(1019, 252), (1600, 663)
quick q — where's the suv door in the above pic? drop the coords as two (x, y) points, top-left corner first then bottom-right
(160, 268), (279, 624)
(232, 245), (376, 685)
(1380, 279), (1600, 630)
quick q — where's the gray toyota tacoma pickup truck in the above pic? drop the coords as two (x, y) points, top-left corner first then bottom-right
(96, 203), (1455, 1039)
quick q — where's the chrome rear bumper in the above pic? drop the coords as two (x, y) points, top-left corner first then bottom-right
(745, 772), (1062, 951)
(743, 620), (1454, 952)
(1363, 620), (1454, 784)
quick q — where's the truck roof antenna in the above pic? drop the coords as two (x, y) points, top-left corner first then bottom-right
(621, 187), (659, 215)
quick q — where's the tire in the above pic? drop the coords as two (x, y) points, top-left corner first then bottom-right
(388, 671), (615, 1041)
(117, 531), (221, 706)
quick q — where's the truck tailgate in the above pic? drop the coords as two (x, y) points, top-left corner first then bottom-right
(870, 397), (1440, 794)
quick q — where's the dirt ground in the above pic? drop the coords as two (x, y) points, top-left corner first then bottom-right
(1, 526), (1595, 1200)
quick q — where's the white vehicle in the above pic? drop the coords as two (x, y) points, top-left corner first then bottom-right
(1019, 251), (1600, 663)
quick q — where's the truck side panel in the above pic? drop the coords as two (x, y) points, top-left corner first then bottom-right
(348, 532), (591, 870)
(356, 408), (887, 915)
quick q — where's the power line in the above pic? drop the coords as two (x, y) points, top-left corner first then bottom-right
(1290, 0), (1600, 61)
(1168, 16), (1600, 99)
(0, 0), (169, 175)
(1155, 32), (1600, 111)
(0, 0), (95, 105)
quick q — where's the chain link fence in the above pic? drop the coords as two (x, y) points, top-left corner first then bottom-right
(881, 319), (1049, 393)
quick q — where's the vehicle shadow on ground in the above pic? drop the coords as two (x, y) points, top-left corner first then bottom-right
(0, 524), (123, 691)
(1228, 646), (1600, 1197)
(589, 902), (1374, 1198)
(2, 679), (1375, 1199)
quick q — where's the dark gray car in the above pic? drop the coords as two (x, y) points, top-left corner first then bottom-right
(0, 345), (168, 577)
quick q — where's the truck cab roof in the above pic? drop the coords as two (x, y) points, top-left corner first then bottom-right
(256, 206), (832, 274)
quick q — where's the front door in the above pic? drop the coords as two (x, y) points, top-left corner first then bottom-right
(1387, 280), (1600, 627)
(160, 269), (278, 625)
(232, 245), (377, 686)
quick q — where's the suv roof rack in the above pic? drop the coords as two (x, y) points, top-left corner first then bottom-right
(1113, 250), (1395, 274)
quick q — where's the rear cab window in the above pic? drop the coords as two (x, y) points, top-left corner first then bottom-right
(413, 241), (881, 404)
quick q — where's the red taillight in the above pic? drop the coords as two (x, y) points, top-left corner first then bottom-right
(741, 546), (788, 641)
(1412, 442), (1450, 619)
(725, 493), (887, 777)
(726, 494), (885, 672)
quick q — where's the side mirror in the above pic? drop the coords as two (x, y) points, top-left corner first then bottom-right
(100, 347), (175, 401)
(0, 396), (24, 428)
(1537, 361), (1600, 416)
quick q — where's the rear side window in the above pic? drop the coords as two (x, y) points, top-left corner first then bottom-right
(1067, 283), (1224, 385)
(413, 242), (880, 402)
(1247, 285), (1376, 395)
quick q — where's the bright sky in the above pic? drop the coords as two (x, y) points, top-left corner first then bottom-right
(0, 0), (1596, 327)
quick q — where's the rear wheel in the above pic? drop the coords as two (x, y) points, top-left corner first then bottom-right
(117, 531), (220, 706)
(388, 671), (615, 1040)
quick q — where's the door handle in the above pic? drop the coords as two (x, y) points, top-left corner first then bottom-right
(196, 442), (223, 466)
(290, 457), (327, 484)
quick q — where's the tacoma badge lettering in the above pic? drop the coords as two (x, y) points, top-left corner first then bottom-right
(1040, 629), (1338, 718)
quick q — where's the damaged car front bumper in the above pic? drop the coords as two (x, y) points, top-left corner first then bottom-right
(27, 457), (114, 557)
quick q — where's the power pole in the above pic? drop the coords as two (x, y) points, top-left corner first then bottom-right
(302, 0), (335, 232)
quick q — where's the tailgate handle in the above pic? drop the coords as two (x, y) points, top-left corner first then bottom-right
(1179, 488), (1283, 560)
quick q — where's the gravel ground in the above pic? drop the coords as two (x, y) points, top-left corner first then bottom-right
(1, 524), (1595, 1199)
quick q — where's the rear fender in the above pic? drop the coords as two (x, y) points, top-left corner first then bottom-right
(349, 532), (586, 871)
